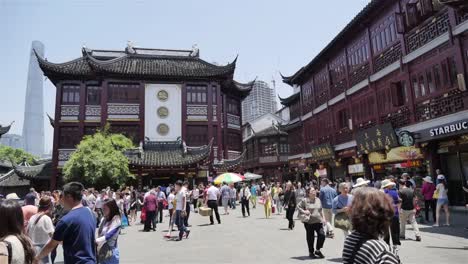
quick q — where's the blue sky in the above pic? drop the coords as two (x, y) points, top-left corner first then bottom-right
(0, 0), (370, 152)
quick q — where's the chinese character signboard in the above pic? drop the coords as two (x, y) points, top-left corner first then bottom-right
(310, 143), (334, 161)
(355, 123), (398, 154)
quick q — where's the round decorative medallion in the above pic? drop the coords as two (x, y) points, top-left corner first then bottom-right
(157, 90), (168, 101)
(157, 106), (169, 118)
(157, 123), (169, 136)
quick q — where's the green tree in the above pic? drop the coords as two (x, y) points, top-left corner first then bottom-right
(63, 127), (135, 187)
(0, 145), (37, 164)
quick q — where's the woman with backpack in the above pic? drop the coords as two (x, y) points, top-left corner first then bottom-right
(27, 196), (55, 263)
(0, 199), (36, 264)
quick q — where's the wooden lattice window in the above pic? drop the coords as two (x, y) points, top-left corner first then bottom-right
(186, 85), (207, 104)
(59, 126), (80, 148)
(186, 125), (208, 146)
(62, 84), (80, 105)
(108, 83), (139, 103)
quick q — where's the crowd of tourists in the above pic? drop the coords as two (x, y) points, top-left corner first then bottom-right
(0, 169), (462, 264)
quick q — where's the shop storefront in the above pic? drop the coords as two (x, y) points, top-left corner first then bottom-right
(409, 119), (468, 205)
(368, 146), (427, 180)
(310, 143), (334, 181)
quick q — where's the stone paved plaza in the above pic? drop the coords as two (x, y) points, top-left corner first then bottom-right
(56, 205), (468, 264)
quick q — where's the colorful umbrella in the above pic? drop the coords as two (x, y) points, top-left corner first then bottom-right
(213, 172), (244, 184)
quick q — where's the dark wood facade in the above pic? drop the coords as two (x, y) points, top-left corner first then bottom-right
(242, 122), (289, 182)
(37, 46), (252, 189)
(282, 1), (468, 205)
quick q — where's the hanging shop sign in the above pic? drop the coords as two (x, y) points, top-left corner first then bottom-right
(348, 163), (364, 174)
(336, 148), (357, 158)
(368, 146), (424, 164)
(429, 121), (468, 137)
(310, 143), (335, 161)
(397, 130), (415, 147)
(289, 158), (306, 168)
(356, 123), (398, 154)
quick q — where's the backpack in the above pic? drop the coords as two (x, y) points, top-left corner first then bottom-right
(1, 240), (12, 264)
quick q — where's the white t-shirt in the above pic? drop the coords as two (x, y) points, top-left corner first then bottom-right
(192, 188), (200, 199)
(0, 236), (25, 264)
(27, 214), (55, 245)
(437, 183), (448, 199)
(176, 189), (186, 210)
(167, 193), (175, 210)
(207, 186), (220, 201)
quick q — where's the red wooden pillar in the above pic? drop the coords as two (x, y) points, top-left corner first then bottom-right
(51, 82), (63, 190)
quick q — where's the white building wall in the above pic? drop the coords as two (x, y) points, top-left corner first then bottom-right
(145, 84), (182, 141)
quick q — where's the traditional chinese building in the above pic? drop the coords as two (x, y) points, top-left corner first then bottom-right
(281, 0), (468, 205)
(242, 113), (289, 182)
(36, 44), (252, 189)
(0, 122), (12, 139)
(0, 159), (52, 197)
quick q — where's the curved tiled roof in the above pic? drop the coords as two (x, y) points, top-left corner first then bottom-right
(222, 78), (255, 99)
(0, 122), (13, 136)
(126, 139), (213, 167)
(35, 48), (236, 80)
(213, 151), (245, 172)
(14, 161), (52, 180)
(278, 92), (300, 106)
(0, 170), (31, 187)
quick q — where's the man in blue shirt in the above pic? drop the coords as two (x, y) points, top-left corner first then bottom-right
(34, 182), (96, 264)
(250, 183), (257, 209)
(319, 178), (337, 238)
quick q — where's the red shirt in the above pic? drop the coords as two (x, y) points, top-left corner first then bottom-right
(421, 182), (436, 201)
(144, 194), (158, 212)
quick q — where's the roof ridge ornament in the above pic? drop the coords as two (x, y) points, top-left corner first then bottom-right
(126, 41), (136, 54)
(190, 44), (199, 57)
(81, 44), (92, 56)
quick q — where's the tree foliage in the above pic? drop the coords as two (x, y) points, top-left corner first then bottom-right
(0, 145), (37, 164)
(63, 127), (135, 187)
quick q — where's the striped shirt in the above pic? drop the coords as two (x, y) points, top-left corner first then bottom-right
(343, 232), (400, 264)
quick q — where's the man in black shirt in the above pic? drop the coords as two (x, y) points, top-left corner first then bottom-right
(398, 181), (421, 241)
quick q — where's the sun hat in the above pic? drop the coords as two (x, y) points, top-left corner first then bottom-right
(5, 193), (20, 200)
(423, 176), (433, 183)
(380, 179), (396, 189)
(437, 175), (446, 181)
(353, 177), (370, 188)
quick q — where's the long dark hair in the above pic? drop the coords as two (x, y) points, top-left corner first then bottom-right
(0, 200), (36, 263)
(103, 199), (121, 222)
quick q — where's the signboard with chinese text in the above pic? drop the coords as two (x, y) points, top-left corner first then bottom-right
(348, 163), (364, 174)
(368, 146), (424, 164)
(356, 123), (398, 153)
(310, 143), (335, 161)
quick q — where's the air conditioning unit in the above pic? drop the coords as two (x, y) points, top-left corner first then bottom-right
(457, 73), (466, 91)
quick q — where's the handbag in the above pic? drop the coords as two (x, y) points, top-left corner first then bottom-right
(334, 212), (352, 230)
(98, 242), (113, 262)
(433, 189), (439, 199)
(334, 199), (351, 230)
(121, 215), (129, 227)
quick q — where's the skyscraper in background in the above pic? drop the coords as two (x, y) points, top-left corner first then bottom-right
(22, 41), (45, 156)
(241, 80), (277, 124)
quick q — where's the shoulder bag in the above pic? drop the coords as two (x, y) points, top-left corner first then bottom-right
(334, 198), (352, 231)
(297, 199), (310, 223)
